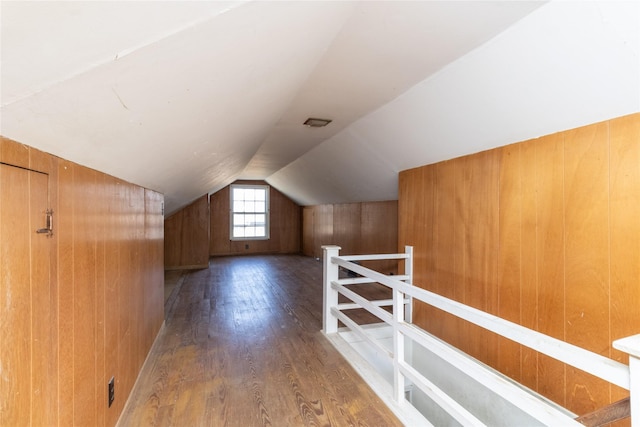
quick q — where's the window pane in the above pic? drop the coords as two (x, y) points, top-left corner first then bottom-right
(233, 188), (243, 200)
(230, 184), (269, 240)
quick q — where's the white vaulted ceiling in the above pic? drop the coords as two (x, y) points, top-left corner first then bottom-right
(1, 1), (638, 214)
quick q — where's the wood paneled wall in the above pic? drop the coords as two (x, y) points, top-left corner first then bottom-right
(0, 137), (164, 427)
(302, 200), (398, 273)
(209, 180), (301, 256)
(398, 113), (640, 417)
(164, 194), (209, 269)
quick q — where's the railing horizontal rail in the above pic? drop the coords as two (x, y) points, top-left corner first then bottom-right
(398, 358), (487, 426)
(331, 281), (394, 325)
(331, 256), (630, 391)
(399, 322), (583, 426)
(337, 298), (409, 311)
(330, 307), (392, 359)
(341, 253), (409, 261)
(336, 274), (410, 285)
(323, 246), (638, 427)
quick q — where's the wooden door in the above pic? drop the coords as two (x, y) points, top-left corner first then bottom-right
(0, 163), (55, 425)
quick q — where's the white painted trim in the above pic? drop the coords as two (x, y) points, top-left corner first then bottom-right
(331, 255), (630, 390)
(322, 247), (636, 425)
(341, 253), (410, 261)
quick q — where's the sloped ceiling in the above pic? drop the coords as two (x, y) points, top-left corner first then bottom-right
(1, 1), (638, 214)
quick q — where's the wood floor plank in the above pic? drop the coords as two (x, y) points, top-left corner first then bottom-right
(118, 254), (403, 426)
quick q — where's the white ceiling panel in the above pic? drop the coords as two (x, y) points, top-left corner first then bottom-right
(2, 1), (636, 214)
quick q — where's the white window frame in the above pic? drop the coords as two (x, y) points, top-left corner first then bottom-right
(229, 184), (270, 241)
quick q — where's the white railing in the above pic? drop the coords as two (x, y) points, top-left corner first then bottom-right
(322, 245), (640, 427)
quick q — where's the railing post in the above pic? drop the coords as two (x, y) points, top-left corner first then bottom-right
(404, 245), (413, 323)
(322, 245), (341, 334)
(393, 271), (406, 403)
(613, 334), (640, 427)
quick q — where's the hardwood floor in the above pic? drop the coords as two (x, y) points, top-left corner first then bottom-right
(117, 254), (402, 427)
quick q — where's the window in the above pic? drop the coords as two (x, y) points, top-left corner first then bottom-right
(230, 184), (269, 240)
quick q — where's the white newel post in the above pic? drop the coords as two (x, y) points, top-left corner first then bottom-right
(322, 245), (341, 334)
(613, 334), (640, 427)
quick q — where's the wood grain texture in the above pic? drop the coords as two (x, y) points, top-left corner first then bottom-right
(302, 200), (399, 273)
(209, 181), (301, 257)
(435, 160), (462, 349)
(398, 113), (640, 419)
(165, 194), (209, 269)
(0, 163), (33, 425)
(398, 167), (429, 331)
(1, 140), (57, 425)
(497, 143), (523, 381)
(609, 114), (640, 406)
(519, 138), (539, 394)
(333, 203), (361, 257)
(302, 206), (315, 257)
(313, 204), (334, 259)
(534, 132), (566, 406)
(360, 200), (398, 274)
(118, 255), (403, 427)
(563, 121), (610, 414)
(210, 186), (231, 255)
(1, 136), (164, 427)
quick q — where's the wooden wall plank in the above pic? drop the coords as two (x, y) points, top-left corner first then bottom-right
(301, 200), (398, 273)
(73, 165), (99, 425)
(165, 194), (209, 269)
(434, 160), (459, 346)
(333, 203), (361, 257)
(302, 207), (314, 257)
(210, 187), (230, 255)
(563, 122), (610, 414)
(57, 159), (75, 426)
(270, 185), (301, 253)
(314, 204), (334, 259)
(145, 189), (165, 349)
(29, 171), (55, 426)
(361, 200), (398, 274)
(94, 172), (106, 427)
(30, 143), (60, 425)
(462, 150), (499, 365)
(609, 114), (640, 404)
(534, 133), (566, 405)
(398, 113), (640, 416)
(104, 176), (122, 427)
(519, 138), (539, 393)
(419, 165), (438, 332)
(399, 167), (430, 328)
(1, 137), (164, 427)
(450, 157), (466, 351)
(497, 144), (522, 381)
(0, 164), (32, 425)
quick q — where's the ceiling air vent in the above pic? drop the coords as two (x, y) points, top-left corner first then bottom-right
(303, 118), (332, 127)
